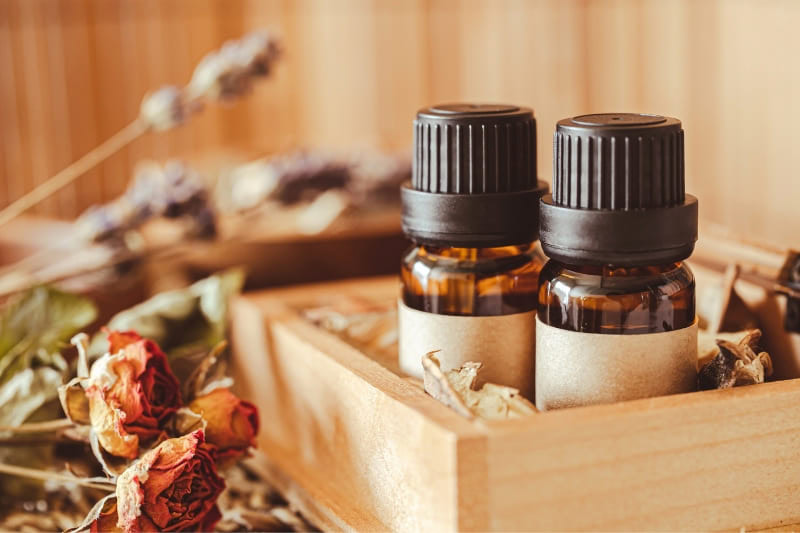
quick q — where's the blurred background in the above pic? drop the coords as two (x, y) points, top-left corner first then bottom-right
(1, 0), (799, 247)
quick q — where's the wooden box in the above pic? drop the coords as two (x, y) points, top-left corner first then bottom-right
(229, 237), (800, 531)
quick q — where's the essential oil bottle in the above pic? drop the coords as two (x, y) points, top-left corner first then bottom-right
(536, 113), (699, 410)
(399, 104), (548, 397)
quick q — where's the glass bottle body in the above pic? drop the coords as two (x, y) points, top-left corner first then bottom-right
(537, 261), (695, 334)
(401, 242), (545, 317)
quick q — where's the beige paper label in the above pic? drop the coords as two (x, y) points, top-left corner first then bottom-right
(535, 316), (698, 410)
(397, 299), (535, 398)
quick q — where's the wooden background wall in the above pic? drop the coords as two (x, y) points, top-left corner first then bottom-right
(1, 0), (799, 248)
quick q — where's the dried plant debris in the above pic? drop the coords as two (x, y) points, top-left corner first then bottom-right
(215, 462), (317, 532)
(218, 150), (410, 213)
(697, 329), (758, 370)
(421, 352), (536, 420)
(698, 329), (774, 390)
(304, 298), (398, 355)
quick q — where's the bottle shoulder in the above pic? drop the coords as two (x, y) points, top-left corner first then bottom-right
(401, 243), (543, 316)
(537, 260), (695, 334)
(538, 261), (694, 297)
(402, 243), (545, 279)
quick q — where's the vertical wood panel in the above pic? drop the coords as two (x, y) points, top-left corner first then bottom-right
(44, 0), (77, 216)
(58, 0), (103, 211)
(4, 0), (37, 213)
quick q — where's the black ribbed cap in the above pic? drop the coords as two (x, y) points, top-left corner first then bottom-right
(402, 103), (548, 247)
(540, 113), (698, 265)
(553, 113), (684, 209)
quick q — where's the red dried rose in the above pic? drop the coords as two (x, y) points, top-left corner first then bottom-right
(188, 388), (259, 464)
(116, 430), (224, 532)
(86, 331), (182, 458)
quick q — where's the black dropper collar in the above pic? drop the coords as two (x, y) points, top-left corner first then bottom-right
(401, 103), (548, 247)
(540, 113), (698, 266)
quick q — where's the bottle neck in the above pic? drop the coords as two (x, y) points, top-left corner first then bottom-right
(418, 242), (536, 261)
(549, 261), (685, 277)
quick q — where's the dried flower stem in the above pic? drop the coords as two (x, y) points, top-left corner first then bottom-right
(0, 462), (115, 491)
(0, 118), (148, 228)
(0, 418), (74, 434)
(0, 436), (69, 446)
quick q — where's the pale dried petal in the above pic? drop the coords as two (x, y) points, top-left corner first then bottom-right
(421, 352), (473, 419)
(87, 389), (139, 460)
(422, 352), (536, 420)
(58, 377), (91, 426)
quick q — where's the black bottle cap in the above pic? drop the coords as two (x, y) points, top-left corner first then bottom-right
(402, 103), (549, 247)
(540, 113), (698, 265)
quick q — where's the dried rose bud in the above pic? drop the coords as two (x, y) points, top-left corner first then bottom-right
(116, 430), (224, 532)
(188, 388), (259, 464)
(139, 86), (188, 131)
(86, 331), (182, 458)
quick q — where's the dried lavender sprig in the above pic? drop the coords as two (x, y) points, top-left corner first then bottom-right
(75, 159), (217, 244)
(0, 30), (281, 228)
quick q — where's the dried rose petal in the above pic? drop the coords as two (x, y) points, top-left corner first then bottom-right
(116, 430), (224, 532)
(188, 388), (259, 464)
(86, 331), (182, 458)
(89, 501), (121, 533)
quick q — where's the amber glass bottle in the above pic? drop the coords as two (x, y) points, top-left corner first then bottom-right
(536, 113), (699, 410)
(399, 104), (548, 397)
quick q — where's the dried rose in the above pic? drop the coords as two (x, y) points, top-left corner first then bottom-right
(116, 430), (224, 532)
(86, 331), (182, 458)
(188, 388), (259, 464)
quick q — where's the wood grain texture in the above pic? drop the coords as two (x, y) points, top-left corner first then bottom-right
(485, 380), (800, 530)
(0, 1), (798, 247)
(230, 269), (800, 531)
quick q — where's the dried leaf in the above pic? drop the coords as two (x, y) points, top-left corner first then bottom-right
(0, 367), (63, 428)
(0, 286), (96, 385)
(422, 352), (537, 420)
(89, 270), (243, 384)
